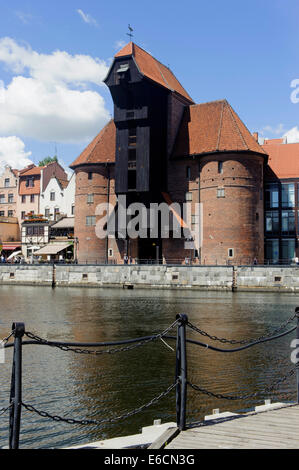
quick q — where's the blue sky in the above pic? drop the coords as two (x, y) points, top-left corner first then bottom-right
(0, 0), (299, 172)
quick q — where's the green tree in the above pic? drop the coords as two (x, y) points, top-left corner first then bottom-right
(38, 156), (58, 167)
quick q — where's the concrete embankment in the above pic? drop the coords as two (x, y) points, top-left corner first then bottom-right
(1, 264), (299, 292)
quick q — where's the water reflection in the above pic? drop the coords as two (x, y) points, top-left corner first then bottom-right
(0, 286), (298, 448)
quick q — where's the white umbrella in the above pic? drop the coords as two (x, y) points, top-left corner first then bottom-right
(7, 250), (22, 261)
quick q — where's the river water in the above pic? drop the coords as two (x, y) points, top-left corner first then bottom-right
(0, 285), (298, 449)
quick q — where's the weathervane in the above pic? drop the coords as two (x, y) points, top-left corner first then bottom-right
(127, 24), (134, 41)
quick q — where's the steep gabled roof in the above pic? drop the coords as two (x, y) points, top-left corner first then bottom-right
(56, 177), (69, 189)
(173, 100), (267, 158)
(70, 120), (116, 168)
(263, 139), (299, 179)
(19, 164), (41, 176)
(114, 42), (194, 103)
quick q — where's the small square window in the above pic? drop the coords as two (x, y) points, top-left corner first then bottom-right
(217, 188), (225, 198)
(129, 127), (136, 146)
(128, 148), (136, 161)
(86, 216), (96, 226)
(87, 194), (94, 204)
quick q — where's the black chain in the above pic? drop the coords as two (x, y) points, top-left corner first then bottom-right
(187, 312), (298, 345)
(187, 365), (298, 401)
(0, 331), (14, 345)
(0, 403), (12, 417)
(24, 320), (179, 355)
(21, 381), (178, 426)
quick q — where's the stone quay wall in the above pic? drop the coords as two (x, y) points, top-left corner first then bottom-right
(1, 264), (299, 292)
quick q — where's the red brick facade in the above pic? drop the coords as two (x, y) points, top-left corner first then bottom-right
(70, 43), (267, 265)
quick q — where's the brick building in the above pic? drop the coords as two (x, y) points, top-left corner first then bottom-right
(17, 162), (68, 225)
(0, 166), (19, 219)
(70, 42), (269, 265)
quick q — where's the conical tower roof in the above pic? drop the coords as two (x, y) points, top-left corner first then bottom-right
(173, 99), (267, 158)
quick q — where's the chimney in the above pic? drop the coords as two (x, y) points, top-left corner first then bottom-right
(252, 132), (259, 142)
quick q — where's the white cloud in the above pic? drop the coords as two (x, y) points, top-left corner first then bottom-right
(77, 9), (98, 26)
(0, 37), (108, 86)
(260, 123), (286, 135)
(15, 11), (34, 24)
(114, 40), (126, 50)
(283, 126), (299, 143)
(0, 136), (33, 172)
(0, 37), (111, 143)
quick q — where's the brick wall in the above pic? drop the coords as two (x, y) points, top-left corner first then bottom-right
(199, 154), (264, 265)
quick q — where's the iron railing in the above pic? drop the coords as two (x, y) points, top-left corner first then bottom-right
(1, 310), (299, 449)
(2, 258), (299, 266)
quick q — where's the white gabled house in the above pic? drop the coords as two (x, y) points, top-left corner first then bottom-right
(40, 172), (75, 221)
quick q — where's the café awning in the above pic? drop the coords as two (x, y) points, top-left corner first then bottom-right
(33, 242), (72, 255)
(2, 244), (21, 251)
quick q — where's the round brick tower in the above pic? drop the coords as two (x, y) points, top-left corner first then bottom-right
(171, 99), (267, 265)
(199, 154), (264, 265)
(70, 120), (116, 264)
(74, 165), (110, 264)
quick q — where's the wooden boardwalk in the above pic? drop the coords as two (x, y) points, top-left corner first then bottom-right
(165, 404), (299, 449)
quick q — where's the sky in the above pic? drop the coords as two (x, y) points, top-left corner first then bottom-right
(0, 0), (299, 174)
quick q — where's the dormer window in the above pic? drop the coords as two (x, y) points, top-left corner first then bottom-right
(116, 63), (129, 73)
(115, 63), (129, 84)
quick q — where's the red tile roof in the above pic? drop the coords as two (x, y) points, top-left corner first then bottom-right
(115, 42), (194, 103)
(19, 165), (43, 176)
(263, 138), (284, 145)
(262, 140), (299, 179)
(173, 100), (267, 158)
(70, 120), (116, 167)
(56, 178), (69, 189)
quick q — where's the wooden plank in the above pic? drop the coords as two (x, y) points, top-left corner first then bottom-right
(167, 405), (299, 449)
(188, 428), (299, 446)
(194, 418), (299, 431)
(167, 433), (287, 449)
(148, 427), (180, 449)
(186, 428), (297, 444)
(167, 433), (297, 449)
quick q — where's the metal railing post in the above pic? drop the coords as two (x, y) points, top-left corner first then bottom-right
(9, 322), (25, 450)
(175, 314), (188, 431)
